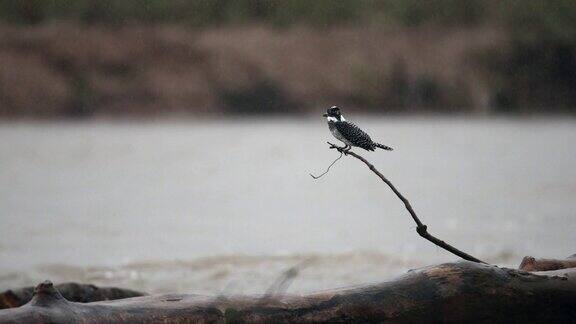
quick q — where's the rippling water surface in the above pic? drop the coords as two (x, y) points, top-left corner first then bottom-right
(1, 117), (575, 294)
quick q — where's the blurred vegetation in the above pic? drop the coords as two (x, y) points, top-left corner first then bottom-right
(0, 0), (495, 27)
(1, 0), (576, 116)
(488, 1), (576, 112)
(0, 0), (371, 26)
(220, 80), (298, 115)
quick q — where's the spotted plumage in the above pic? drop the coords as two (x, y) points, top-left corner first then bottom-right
(323, 106), (393, 152)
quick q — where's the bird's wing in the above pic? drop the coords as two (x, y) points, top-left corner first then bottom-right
(334, 121), (374, 149)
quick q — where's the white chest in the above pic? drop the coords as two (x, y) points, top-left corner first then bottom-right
(328, 122), (353, 146)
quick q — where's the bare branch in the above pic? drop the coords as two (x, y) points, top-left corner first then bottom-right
(326, 142), (486, 264)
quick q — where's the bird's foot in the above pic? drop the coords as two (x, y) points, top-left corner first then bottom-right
(327, 142), (349, 154)
(342, 145), (352, 155)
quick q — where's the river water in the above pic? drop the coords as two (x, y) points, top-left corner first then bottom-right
(1, 117), (575, 295)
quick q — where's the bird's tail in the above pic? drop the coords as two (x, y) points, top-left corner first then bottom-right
(375, 142), (393, 151)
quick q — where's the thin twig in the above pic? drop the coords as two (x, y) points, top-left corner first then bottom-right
(256, 259), (313, 305)
(309, 150), (344, 179)
(325, 142), (486, 264)
(263, 258), (313, 299)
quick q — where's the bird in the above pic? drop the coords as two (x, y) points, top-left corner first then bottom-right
(323, 106), (393, 152)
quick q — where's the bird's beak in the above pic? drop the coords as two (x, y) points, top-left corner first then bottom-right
(322, 113), (328, 117)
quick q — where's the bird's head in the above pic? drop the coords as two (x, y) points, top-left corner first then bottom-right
(323, 106), (345, 121)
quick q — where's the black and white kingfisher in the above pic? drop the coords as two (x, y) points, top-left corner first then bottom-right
(323, 106), (393, 152)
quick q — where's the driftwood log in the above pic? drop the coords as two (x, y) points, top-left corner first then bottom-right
(519, 254), (576, 271)
(1, 259), (575, 323)
(0, 283), (144, 309)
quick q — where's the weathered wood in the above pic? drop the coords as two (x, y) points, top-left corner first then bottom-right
(0, 283), (144, 309)
(1, 261), (576, 323)
(519, 255), (576, 271)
